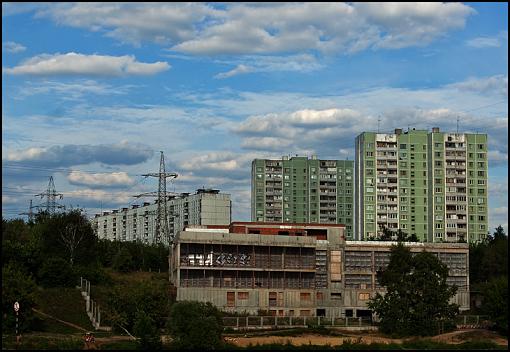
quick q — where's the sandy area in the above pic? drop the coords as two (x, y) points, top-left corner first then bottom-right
(225, 329), (508, 347)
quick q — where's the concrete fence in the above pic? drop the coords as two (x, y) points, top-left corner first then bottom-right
(77, 277), (112, 332)
(223, 315), (375, 331)
(223, 314), (491, 331)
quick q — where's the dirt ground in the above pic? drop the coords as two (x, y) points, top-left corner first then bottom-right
(225, 329), (508, 347)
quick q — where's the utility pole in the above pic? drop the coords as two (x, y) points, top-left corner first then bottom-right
(136, 152), (178, 245)
(19, 200), (34, 222)
(34, 176), (65, 214)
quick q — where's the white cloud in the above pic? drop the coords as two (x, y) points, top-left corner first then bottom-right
(214, 54), (323, 79)
(3, 52), (170, 77)
(447, 75), (508, 98)
(466, 30), (508, 48)
(17, 80), (136, 100)
(65, 189), (133, 204)
(5, 141), (154, 167)
(2, 41), (26, 53)
(215, 64), (252, 79)
(35, 3), (218, 46)
(68, 171), (135, 188)
(33, 3), (474, 55)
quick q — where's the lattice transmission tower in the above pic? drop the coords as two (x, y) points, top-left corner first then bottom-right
(135, 151), (178, 244)
(34, 176), (65, 214)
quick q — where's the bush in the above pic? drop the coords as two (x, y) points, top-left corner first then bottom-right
(133, 311), (162, 350)
(167, 301), (223, 349)
(112, 247), (135, 273)
(2, 262), (38, 333)
(37, 257), (76, 288)
(73, 264), (112, 286)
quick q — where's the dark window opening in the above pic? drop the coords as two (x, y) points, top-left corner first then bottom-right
(278, 231), (289, 236)
(345, 309), (353, 317)
(316, 309), (326, 317)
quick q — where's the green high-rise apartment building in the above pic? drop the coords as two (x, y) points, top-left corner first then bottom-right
(251, 156), (354, 239)
(355, 127), (488, 243)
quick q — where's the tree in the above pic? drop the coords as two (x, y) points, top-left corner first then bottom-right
(37, 257), (76, 288)
(133, 311), (162, 350)
(481, 276), (508, 336)
(167, 301), (223, 349)
(378, 227), (418, 242)
(35, 210), (97, 267)
(112, 247), (135, 273)
(2, 262), (38, 333)
(367, 243), (459, 336)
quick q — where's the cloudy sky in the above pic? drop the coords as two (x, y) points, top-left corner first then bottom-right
(2, 2), (508, 232)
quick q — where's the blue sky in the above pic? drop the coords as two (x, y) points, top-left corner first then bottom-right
(2, 2), (508, 232)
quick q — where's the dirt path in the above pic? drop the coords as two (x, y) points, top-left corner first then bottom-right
(32, 308), (89, 332)
(226, 329), (508, 347)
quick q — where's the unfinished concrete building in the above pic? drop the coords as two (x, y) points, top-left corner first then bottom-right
(170, 222), (469, 318)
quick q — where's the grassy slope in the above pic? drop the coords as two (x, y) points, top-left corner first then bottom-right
(32, 287), (94, 333)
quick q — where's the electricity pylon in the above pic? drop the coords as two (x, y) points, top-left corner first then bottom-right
(136, 151), (178, 245)
(19, 199), (35, 222)
(34, 176), (65, 214)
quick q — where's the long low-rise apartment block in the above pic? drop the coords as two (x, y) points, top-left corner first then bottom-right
(92, 188), (231, 245)
(170, 222), (469, 318)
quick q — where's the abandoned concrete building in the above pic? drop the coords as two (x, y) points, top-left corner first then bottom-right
(170, 222), (469, 318)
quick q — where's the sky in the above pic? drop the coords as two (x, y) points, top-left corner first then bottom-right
(2, 2), (508, 233)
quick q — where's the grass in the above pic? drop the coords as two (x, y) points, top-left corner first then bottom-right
(33, 287), (94, 333)
(1, 334), (83, 350)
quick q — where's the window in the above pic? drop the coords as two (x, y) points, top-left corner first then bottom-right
(316, 292), (324, 301)
(359, 293), (370, 300)
(269, 292), (277, 307)
(238, 292), (249, 300)
(400, 144), (407, 149)
(227, 292), (235, 307)
(331, 292), (342, 299)
(300, 292), (311, 301)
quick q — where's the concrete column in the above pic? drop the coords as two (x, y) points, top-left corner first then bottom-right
(290, 316), (292, 327)
(345, 317), (348, 326)
(274, 316), (277, 327)
(80, 277), (83, 290)
(359, 317), (362, 327)
(260, 317), (263, 327)
(476, 315), (479, 324)
(246, 316), (248, 327)
(464, 316), (467, 324)
(86, 296), (90, 312)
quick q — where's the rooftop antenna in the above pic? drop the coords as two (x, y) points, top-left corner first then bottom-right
(377, 115), (381, 133)
(456, 115), (460, 134)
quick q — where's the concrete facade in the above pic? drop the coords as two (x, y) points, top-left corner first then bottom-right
(92, 189), (231, 245)
(170, 222), (469, 318)
(355, 128), (488, 243)
(252, 156), (354, 239)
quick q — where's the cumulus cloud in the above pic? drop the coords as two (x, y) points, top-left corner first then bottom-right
(65, 189), (133, 204)
(3, 52), (170, 77)
(5, 141), (154, 167)
(68, 171), (135, 188)
(32, 3), (474, 55)
(3, 41), (26, 53)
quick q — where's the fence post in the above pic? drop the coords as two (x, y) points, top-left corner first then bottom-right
(476, 315), (479, 324)
(464, 315), (467, 325)
(304, 316), (307, 326)
(236, 317), (239, 329)
(318, 316), (321, 326)
(359, 317), (361, 327)
(98, 308), (101, 327)
(80, 276), (83, 289)
(290, 316), (292, 327)
(274, 316), (277, 327)
(246, 316), (248, 328)
(345, 317), (348, 326)
(260, 317), (263, 327)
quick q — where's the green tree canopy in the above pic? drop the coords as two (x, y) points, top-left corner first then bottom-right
(367, 243), (459, 337)
(167, 301), (223, 350)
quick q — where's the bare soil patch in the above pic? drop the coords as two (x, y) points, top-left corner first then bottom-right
(226, 329), (508, 348)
